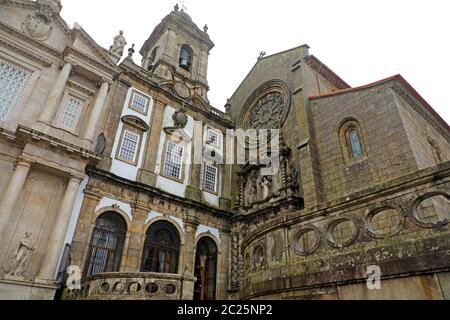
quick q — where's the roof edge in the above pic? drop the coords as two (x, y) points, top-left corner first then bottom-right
(309, 74), (450, 134)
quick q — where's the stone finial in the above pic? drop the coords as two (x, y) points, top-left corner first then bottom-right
(38, 0), (62, 13)
(203, 24), (208, 33)
(174, 3), (179, 11)
(127, 44), (135, 58)
(110, 30), (127, 57)
(224, 98), (231, 114)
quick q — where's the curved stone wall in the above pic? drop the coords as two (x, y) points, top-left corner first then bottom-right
(238, 170), (450, 300)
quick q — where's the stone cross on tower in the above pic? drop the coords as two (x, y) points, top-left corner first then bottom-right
(179, 0), (188, 11)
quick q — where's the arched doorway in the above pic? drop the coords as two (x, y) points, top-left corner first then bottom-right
(194, 237), (218, 300)
(84, 212), (127, 277)
(141, 220), (180, 274)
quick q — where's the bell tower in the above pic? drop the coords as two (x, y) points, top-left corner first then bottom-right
(139, 5), (214, 103)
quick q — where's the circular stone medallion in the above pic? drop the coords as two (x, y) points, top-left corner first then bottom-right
(174, 82), (191, 100)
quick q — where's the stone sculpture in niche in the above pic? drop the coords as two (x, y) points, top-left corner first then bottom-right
(110, 30), (127, 57)
(260, 176), (272, 200)
(4, 232), (35, 278)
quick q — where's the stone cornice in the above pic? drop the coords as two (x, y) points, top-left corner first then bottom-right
(71, 26), (118, 70)
(17, 125), (102, 161)
(140, 10), (214, 56)
(118, 62), (234, 128)
(0, 37), (52, 67)
(305, 55), (351, 90)
(1, 0), (71, 35)
(391, 83), (450, 142)
(240, 233), (450, 299)
(65, 46), (118, 77)
(0, 20), (61, 58)
(67, 80), (96, 96)
(86, 167), (233, 220)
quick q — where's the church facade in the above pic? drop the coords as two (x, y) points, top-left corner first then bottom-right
(0, 1), (449, 300)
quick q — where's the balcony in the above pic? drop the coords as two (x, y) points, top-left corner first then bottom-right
(63, 272), (196, 300)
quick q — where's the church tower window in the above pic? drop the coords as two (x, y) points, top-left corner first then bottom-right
(147, 46), (158, 71)
(179, 44), (193, 71)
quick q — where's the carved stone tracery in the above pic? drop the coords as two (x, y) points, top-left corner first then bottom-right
(240, 79), (291, 130)
(247, 92), (286, 129)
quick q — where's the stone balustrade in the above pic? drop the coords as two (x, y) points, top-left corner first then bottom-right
(64, 272), (191, 300)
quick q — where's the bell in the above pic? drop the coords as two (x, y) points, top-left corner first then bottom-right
(180, 57), (189, 69)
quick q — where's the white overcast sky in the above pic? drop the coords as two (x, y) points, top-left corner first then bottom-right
(61, 0), (450, 123)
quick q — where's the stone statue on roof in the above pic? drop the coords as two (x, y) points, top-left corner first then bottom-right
(110, 30), (127, 57)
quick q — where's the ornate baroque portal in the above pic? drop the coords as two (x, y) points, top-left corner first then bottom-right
(234, 80), (302, 215)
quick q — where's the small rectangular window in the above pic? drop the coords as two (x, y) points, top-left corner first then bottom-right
(118, 129), (141, 164)
(129, 91), (149, 114)
(0, 58), (31, 121)
(207, 129), (220, 148)
(163, 141), (184, 179)
(58, 95), (85, 131)
(204, 164), (218, 193)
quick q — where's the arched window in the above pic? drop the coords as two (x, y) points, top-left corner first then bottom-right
(194, 237), (218, 300)
(84, 212), (127, 277)
(141, 221), (180, 274)
(348, 128), (363, 158)
(338, 119), (365, 163)
(179, 44), (193, 71)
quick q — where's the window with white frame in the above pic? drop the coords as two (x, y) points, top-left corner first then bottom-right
(118, 128), (141, 163)
(0, 58), (31, 121)
(129, 91), (149, 114)
(204, 164), (218, 193)
(163, 141), (184, 179)
(57, 95), (85, 131)
(207, 128), (220, 148)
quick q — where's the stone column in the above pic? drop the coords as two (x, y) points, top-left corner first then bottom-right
(137, 96), (166, 186)
(83, 81), (110, 144)
(36, 176), (81, 283)
(217, 229), (231, 300)
(181, 216), (198, 300)
(39, 62), (72, 124)
(70, 189), (101, 269)
(184, 219), (198, 275)
(0, 160), (31, 240)
(185, 120), (203, 202)
(123, 203), (148, 272)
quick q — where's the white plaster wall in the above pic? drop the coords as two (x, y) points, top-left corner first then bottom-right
(145, 211), (185, 232)
(155, 106), (194, 198)
(196, 225), (221, 245)
(95, 197), (133, 222)
(203, 191), (220, 207)
(201, 125), (224, 206)
(110, 87), (153, 181)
